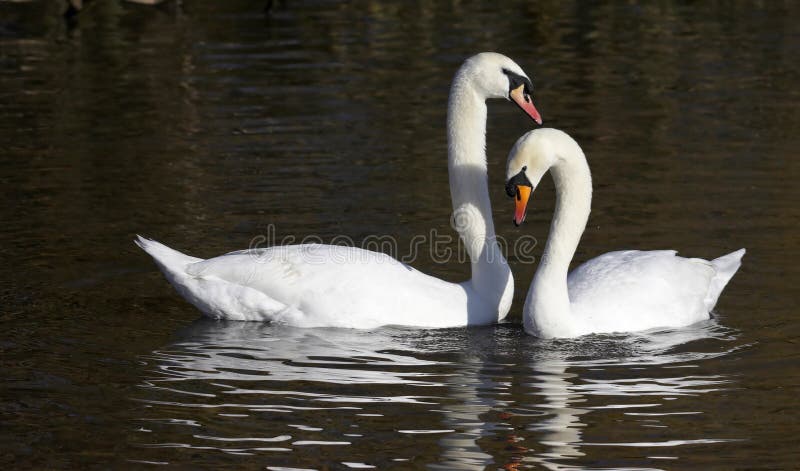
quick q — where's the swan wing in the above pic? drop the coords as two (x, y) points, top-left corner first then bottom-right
(141, 238), (468, 328)
(567, 250), (715, 333)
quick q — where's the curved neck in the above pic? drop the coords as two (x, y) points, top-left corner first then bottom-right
(447, 70), (511, 307)
(525, 139), (592, 337)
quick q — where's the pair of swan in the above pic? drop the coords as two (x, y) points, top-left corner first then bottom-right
(137, 53), (744, 338)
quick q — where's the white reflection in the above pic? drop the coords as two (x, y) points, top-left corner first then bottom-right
(135, 320), (463, 460)
(146, 321), (444, 389)
(433, 327), (518, 470)
(529, 358), (587, 467)
(135, 319), (744, 468)
(522, 320), (744, 470)
(140, 320), (517, 468)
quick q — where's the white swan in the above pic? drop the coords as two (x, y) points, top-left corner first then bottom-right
(137, 52), (542, 328)
(504, 128), (745, 338)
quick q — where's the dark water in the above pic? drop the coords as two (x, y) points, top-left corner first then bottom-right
(2, 1), (799, 469)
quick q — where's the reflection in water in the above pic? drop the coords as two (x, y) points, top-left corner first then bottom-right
(522, 323), (744, 470)
(149, 322), (443, 387)
(132, 320), (745, 468)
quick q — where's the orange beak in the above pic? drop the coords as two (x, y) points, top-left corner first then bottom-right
(513, 185), (532, 226)
(509, 84), (542, 125)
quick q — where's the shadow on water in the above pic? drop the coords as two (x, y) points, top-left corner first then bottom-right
(129, 320), (748, 469)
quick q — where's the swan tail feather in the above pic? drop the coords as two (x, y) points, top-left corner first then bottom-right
(135, 236), (294, 321)
(135, 235), (203, 276)
(705, 248), (746, 311)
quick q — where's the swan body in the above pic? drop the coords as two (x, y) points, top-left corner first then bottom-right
(138, 52), (542, 328)
(136, 239), (483, 328)
(504, 128), (744, 338)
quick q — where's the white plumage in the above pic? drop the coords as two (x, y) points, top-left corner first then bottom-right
(505, 129), (745, 338)
(137, 52), (542, 328)
(136, 239), (475, 328)
(566, 249), (744, 335)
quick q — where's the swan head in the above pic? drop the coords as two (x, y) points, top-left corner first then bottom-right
(460, 52), (542, 124)
(505, 129), (561, 226)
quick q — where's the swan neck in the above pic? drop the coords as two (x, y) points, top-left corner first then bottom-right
(539, 155), (592, 279)
(447, 69), (510, 306)
(448, 78), (488, 172)
(526, 139), (592, 336)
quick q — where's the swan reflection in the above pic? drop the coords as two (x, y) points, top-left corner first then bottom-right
(520, 321), (745, 470)
(146, 321), (445, 389)
(132, 319), (745, 468)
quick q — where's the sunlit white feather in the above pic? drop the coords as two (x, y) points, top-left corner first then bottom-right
(137, 52), (531, 328)
(507, 129), (744, 338)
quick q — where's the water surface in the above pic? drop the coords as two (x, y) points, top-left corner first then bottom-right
(1, 1), (799, 469)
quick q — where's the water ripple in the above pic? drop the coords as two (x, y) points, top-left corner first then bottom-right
(128, 320), (749, 468)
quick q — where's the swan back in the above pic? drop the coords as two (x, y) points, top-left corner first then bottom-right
(565, 249), (745, 336)
(567, 250), (715, 335)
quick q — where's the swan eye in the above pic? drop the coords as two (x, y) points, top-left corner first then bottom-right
(502, 68), (534, 96)
(505, 181), (517, 198)
(506, 167), (533, 198)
